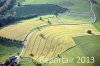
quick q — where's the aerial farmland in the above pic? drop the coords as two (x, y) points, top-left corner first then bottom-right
(0, 0), (100, 66)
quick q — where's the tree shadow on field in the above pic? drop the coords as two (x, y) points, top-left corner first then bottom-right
(11, 4), (67, 17)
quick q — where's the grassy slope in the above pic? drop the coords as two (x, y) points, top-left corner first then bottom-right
(20, 58), (36, 66)
(23, 0), (90, 10)
(73, 35), (100, 66)
(21, 0), (92, 23)
(0, 41), (22, 62)
(21, 0), (99, 27)
(94, 0), (100, 31)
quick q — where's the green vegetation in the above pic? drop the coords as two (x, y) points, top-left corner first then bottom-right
(73, 35), (100, 66)
(18, 0), (92, 24)
(13, 4), (67, 17)
(22, 0), (90, 10)
(93, 0), (100, 31)
(0, 41), (22, 62)
(20, 58), (36, 66)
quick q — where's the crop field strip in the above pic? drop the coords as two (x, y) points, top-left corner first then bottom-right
(21, 24), (100, 63)
(25, 32), (79, 63)
(48, 35), (73, 60)
(0, 16), (65, 41)
(21, 27), (75, 62)
(38, 30), (63, 61)
(0, 19), (48, 41)
(22, 32), (40, 57)
(34, 37), (49, 60)
(43, 32), (75, 60)
(43, 35), (73, 63)
(30, 35), (45, 57)
(34, 32), (70, 62)
(22, 28), (60, 57)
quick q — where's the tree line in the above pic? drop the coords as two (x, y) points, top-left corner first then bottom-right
(0, 36), (23, 44)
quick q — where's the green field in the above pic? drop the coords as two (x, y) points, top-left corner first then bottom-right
(13, 0), (92, 23)
(0, 41), (22, 62)
(20, 58), (36, 66)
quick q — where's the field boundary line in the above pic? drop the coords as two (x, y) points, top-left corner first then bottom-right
(88, 0), (96, 23)
(20, 32), (32, 56)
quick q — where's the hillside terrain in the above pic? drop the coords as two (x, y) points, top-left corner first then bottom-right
(0, 0), (100, 66)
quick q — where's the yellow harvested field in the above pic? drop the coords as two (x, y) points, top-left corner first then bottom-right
(0, 15), (91, 41)
(0, 15), (58, 41)
(0, 19), (48, 41)
(22, 24), (100, 63)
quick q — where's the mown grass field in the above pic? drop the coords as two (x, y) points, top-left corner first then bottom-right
(0, 16), (49, 41)
(0, 0), (100, 66)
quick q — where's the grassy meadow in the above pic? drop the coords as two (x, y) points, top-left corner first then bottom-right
(0, 40), (22, 62)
